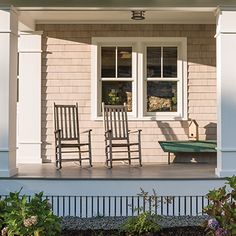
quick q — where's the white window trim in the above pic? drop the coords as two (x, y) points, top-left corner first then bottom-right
(91, 37), (187, 121)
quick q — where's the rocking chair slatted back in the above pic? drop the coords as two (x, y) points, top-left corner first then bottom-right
(102, 103), (142, 168)
(103, 103), (129, 140)
(54, 103), (80, 141)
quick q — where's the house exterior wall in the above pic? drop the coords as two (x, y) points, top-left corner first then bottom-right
(37, 24), (216, 163)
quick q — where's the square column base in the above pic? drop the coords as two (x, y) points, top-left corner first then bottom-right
(0, 151), (18, 177)
(0, 167), (18, 177)
(215, 168), (236, 178)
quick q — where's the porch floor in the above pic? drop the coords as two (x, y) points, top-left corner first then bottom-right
(11, 162), (218, 180)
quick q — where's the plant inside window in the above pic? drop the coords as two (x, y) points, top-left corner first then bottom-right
(101, 46), (133, 112)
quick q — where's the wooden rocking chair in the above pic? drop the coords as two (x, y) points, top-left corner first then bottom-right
(102, 103), (142, 168)
(54, 103), (92, 169)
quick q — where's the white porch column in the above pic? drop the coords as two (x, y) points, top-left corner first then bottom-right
(0, 6), (18, 177)
(17, 32), (42, 164)
(216, 7), (236, 177)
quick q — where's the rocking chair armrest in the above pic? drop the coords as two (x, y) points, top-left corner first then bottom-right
(81, 129), (92, 134)
(105, 130), (112, 133)
(54, 129), (62, 136)
(54, 129), (61, 134)
(128, 129), (142, 134)
(104, 130), (112, 138)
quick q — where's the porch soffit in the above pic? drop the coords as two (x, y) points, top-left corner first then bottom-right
(19, 10), (216, 25)
(3, 1), (236, 26)
(1, 0), (236, 8)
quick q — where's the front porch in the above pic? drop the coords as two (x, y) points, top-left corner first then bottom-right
(1, 1), (236, 181)
(13, 162), (217, 179)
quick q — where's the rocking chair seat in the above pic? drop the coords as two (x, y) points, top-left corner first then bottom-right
(60, 143), (89, 148)
(107, 142), (139, 147)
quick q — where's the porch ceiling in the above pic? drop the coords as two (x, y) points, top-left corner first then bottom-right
(19, 10), (216, 25)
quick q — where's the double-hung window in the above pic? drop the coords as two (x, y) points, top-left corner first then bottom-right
(92, 37), (187, 120)
(101, 46), (135, 114)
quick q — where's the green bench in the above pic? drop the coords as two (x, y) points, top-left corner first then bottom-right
(158, 140), (217, 164)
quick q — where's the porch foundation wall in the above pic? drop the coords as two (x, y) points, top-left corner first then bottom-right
(37, 24), (217, 164)
(0, 178), (225, 196)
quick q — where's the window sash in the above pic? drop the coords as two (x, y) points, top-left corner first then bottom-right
(100, 46), (134, 80)
(98, 44), (137, 116)
(143, 44), (182, 116)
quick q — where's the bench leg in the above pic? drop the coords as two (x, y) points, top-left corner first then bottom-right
(168, 152), (170, 165)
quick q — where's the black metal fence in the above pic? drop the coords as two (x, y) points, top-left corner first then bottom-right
(0, 195), (209, 217)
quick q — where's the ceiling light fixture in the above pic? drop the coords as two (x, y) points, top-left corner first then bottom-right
(131, 10), (145, 20)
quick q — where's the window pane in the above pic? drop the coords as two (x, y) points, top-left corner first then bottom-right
(118, 47), (132, 78)
(147, 81), (177, 112)
(163, 47), (177, 78)
(101, 47), (116, 77)
(102, 81), (132, 112)
(147, 47), (161, 78)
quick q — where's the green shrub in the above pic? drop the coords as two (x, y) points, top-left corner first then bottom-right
(120, 189), (167, 236)
(203, 175), (236, 236)
(1, 190), (61, 236)
(0, 198), (6, 232)
(121, 211), (161, 236)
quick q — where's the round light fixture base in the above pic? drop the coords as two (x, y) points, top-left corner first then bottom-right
(131, 10), (145, 20)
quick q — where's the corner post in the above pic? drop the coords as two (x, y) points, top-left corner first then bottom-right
(17, 31), (42, 164)
(0, 6), (18, 177)
(216, 7), (236, 177)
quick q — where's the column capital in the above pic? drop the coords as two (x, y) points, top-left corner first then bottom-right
(0, 5), (17, 12)
(0, 5), (18, 34)
(19, 31), (43, 53)
(216, 6), (236, 35)
(216, 6), (236, 14)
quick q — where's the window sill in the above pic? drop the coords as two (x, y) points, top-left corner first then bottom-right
(93, 116), (187, 121)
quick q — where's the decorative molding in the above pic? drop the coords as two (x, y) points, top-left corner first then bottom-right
(0, 30), (11, 33)
(36, 20), (215, 25)
(0, 167), (18, 178)
(217, 147), (236, 152)
(215, 168), (236, 177)
(18, 50), (42, 53)
(0, 5), (18, 14)
(19, 31), (43, 35)
(19, 141), (42, 144)
(217, 6), (236, 14)
(0, 147), (17, 152)
(18, 7), (216, 12)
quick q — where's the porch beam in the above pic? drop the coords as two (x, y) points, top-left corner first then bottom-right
(0, 6), (18, 177)
(1, 0), (236, 9)
(216, 7), (236, 177)
(17, 31), (42, 164)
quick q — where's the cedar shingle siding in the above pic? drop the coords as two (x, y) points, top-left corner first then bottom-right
(37, 24), (216, 163)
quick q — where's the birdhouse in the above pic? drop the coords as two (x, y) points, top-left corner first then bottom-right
(188, 119), (199, 140)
